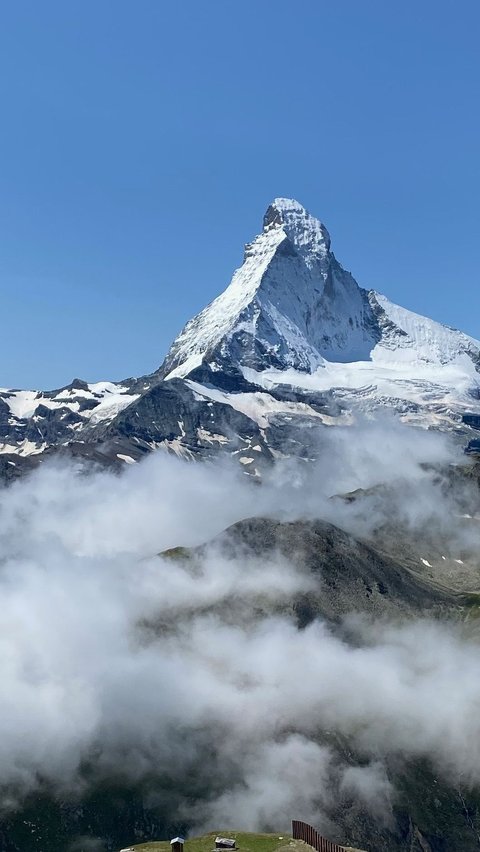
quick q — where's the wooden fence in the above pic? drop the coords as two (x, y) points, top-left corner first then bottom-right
(292, 819), (348, 852)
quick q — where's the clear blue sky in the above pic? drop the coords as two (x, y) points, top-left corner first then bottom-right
(1, 1), (479, 389)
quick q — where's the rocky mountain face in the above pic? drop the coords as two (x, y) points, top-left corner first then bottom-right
(2, 198), (480, 479)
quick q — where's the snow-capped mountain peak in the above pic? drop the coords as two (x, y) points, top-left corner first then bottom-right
(161, 198), (480, 386)
(263, 197), (331, 260)
(162, 198), (376, 379)
(2, 198), (480, 477)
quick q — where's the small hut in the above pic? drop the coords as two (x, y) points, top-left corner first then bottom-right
(171, 837), (185, 852)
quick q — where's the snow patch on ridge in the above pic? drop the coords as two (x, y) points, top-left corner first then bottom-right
(185, 379), (337, 430)
(0, 382), (139, 458)
(0, 439), (47, 457)
(0, 382), (137, 422)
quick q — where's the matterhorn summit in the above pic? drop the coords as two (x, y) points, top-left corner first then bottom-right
(1, 198), (480, 477)
(161, 198), (480, 384)
(161, 197), (379, 379)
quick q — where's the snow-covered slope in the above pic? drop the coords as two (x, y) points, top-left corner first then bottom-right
(369, 292), (480, 367)
(161, 198), (480, 386)
(162, 198), (382, 379)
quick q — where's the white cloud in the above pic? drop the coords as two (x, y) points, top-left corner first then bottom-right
(0, 422), (478, 834)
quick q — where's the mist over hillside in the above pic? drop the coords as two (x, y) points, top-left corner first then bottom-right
(1, 415), (480, 851)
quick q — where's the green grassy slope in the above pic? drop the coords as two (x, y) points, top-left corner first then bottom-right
(127, 832), (293, 852)
(125, 831), (365, 852)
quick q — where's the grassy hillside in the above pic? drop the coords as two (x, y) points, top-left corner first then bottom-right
(124, 831), (365, 852)
(125, 832), (295, 852)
